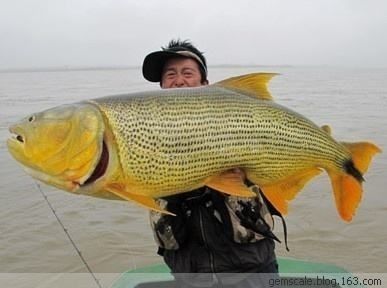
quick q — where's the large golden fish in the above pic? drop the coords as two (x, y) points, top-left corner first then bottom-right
(7, 73), (381, 221)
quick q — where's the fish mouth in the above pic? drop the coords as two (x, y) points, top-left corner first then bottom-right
(8, 125), (25, 145)
(81, 139), (109, 186)
(7, 126), (26, 159)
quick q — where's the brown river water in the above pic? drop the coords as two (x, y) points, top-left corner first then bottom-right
(0, 66), (386, 286)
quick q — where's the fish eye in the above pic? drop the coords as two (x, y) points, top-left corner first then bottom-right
(28, 115), (35, 122)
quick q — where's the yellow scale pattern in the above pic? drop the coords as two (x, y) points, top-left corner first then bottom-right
(92, 86), (350, 197)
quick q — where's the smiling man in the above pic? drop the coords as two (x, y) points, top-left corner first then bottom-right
(161, 57), (206, 88)
(143, 40), (208, 88)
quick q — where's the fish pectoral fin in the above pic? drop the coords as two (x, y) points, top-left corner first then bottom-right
(328, 172), (362, 222)
(214, 73), (278, 100)
(260, 168), (322, 215)
(105, 183), (175, 215)
(204, 170), (256, 197)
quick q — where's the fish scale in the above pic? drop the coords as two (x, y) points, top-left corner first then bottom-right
(91, 85), (349, 197)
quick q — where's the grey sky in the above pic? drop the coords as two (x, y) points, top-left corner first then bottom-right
(1, 0), (386, 69)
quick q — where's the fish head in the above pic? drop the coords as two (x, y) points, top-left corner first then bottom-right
(7, 103), (105, 192)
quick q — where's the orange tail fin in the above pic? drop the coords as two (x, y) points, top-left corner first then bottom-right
(329, 173), (362, 222)
(329, 142), (381, 222)
(341, 142), (381, 174)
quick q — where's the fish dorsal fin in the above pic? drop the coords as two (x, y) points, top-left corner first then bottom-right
(214, 73), (278, 100)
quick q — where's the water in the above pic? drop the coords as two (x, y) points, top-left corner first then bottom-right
(0, 67), (386, 277)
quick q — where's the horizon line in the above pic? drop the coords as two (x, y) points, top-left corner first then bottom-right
(0, 63), (384, 73)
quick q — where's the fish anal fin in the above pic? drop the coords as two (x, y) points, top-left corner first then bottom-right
(260, 168), (322, 215)
(329, 173), (362, 222)
(341, 142), (382, 174)
(205, 170), (256, 197)
(259, 187), (288, 215)
(214, 73), (278, 100)
(105, 183), (175, 215)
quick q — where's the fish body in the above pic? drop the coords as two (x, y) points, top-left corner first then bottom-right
(7, 73), (381, 221)
(91, 87), (342, 195)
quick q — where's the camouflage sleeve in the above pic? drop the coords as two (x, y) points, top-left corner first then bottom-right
(149, 198), (188, 250)
(224, 185), (275, 243)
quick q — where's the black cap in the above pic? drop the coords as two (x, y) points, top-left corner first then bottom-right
(142, 41), (208, 83)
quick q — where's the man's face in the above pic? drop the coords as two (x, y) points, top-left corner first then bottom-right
(161, 58), (207, 89)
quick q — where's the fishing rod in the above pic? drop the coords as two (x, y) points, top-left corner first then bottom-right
(34, 181), (103, 288)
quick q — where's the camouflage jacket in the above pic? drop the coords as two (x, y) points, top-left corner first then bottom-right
(149, 186), (284, 273)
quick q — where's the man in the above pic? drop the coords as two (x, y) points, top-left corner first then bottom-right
(143, 39), (208, 88)
(142, 40), (282, 287)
